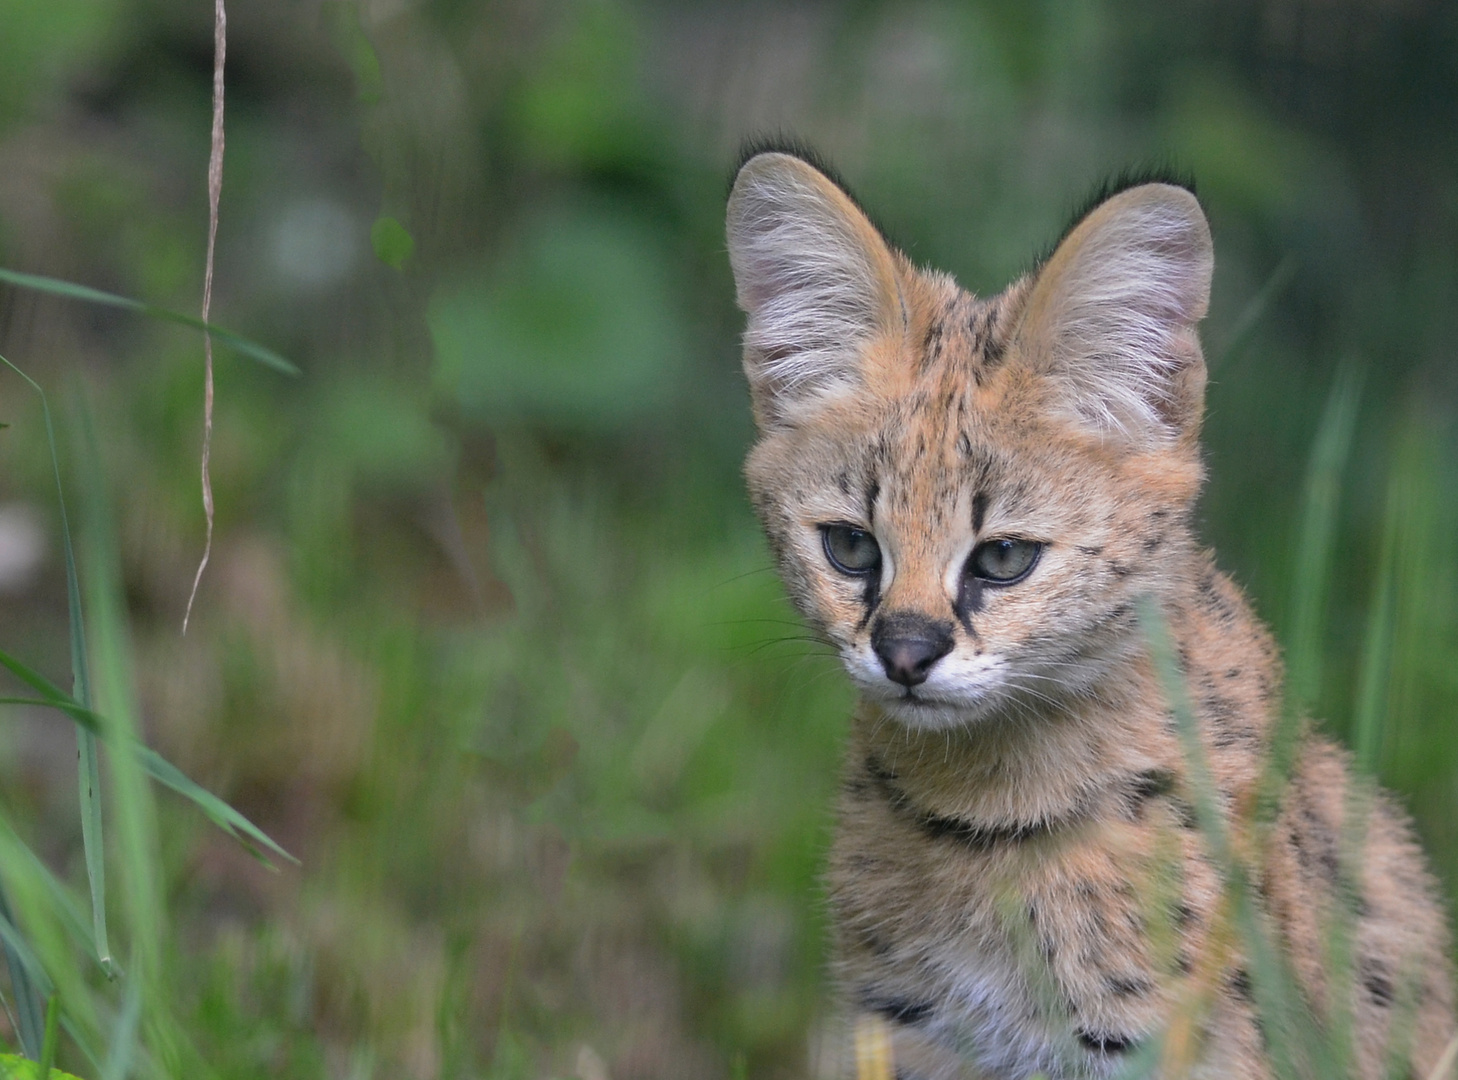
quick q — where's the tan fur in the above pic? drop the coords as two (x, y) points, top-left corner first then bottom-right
(726, 152), (1455, 1079)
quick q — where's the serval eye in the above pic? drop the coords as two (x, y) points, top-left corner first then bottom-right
(821, 524), (881, 575)
(968, 538), (1041, 584)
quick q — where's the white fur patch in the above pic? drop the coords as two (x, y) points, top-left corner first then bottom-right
(843, 640), (1011, 731)
(840, 615), (1139, 734)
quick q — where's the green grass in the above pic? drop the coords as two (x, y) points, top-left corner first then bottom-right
(0, 361), (294, 1078)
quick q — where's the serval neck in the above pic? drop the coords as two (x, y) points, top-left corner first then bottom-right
(852, 662), (1175, 834)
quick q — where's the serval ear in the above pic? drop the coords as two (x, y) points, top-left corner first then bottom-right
(727, 151), (904, 428)
(1012, 182), (1213, 449)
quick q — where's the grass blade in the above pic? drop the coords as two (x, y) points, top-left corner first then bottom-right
(1287, 360), (1363, 712)
(0, 690), (295, 865)
(1255, 360), (1364, 833)
(853, 1014), (893, 1080)
(60, 1016), (104, 1078)
(1137, 600), (1230, 852)
(0, 267), (299, 376)
(1425, 1033), (1458, 1080)
(0, 902), (53, 998)
(0, 352), (116, 979)
(0, 821), (97, 963)
(1138, 594), (1327, 1080)
(0, 811), (109, 1062)
(0, 697), (101, 734)
(100, 959), (143, 1080)
(1353, 477), (1400, 775)
(0, 648), (72, 704)
(39, 995), (60, 1077)
(2, 357), (107, 979)
(77, 735), (109, 977)
(71, 393), (168, 1076)
(1211, 256), (1298, 373)
(136, 747), (296, 864)
(0, 884), (48, 1060)
(0, 989), (17, 1054)
(1380, 416), (1449, 795)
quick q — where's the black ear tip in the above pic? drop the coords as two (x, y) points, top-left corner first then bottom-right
(733, 135), (837, 184)
(727, 136), (869, 211)
(1034, 164), (1201, 267)
(1080, 163), (1199, 214)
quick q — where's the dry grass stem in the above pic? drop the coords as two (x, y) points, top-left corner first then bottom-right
(183, 0), (227, 634)
(854, 1014), (894, 1080)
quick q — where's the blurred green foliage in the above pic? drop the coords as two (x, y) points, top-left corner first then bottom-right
(0, 0), (116, 133)
(0, 0), (1455, 1078)
(430, 203), (686, 428)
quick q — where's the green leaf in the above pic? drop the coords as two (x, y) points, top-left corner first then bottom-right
(0, 267), (299, 376)
(0, 679), (297, 867)
(370, 216), (415, 269)
(0, 1052), (87, 1079)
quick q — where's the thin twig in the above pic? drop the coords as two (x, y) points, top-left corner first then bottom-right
(184, 0), (227, 634)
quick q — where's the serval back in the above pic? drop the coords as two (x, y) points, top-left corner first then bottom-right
(725, 147), (1454, 1079)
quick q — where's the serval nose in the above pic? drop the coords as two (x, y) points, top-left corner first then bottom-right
(871, 612), (954, 687)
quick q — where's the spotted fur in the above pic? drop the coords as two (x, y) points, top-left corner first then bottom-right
(726, 151), (1455, 1079)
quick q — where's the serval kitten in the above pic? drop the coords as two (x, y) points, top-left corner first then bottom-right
(725, 148), (1455, 1079)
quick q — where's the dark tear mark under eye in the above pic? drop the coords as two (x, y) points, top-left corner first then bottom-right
(854, 475), (882, 631)
(955, 493), (990, 634)
(955, 575), (983, 636)
(857, 572), (882, 631)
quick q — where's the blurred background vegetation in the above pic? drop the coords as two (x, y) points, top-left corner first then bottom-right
(0, 0), (1455, 1077)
